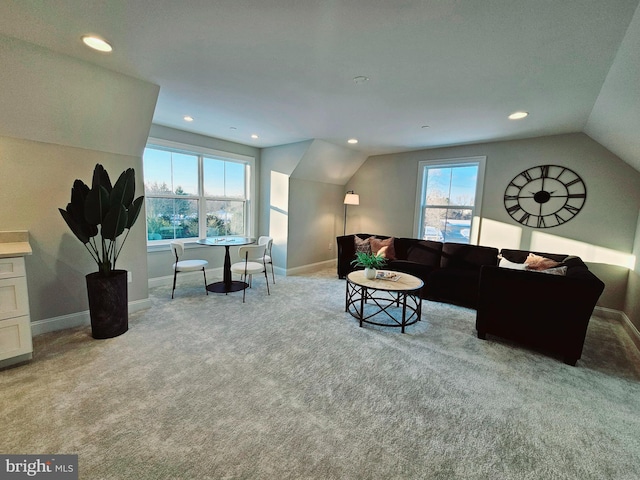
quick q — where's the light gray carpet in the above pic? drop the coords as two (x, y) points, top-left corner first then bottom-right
(2, 268), (640, 480)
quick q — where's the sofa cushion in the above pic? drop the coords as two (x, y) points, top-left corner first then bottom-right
(370, 236), (396, 260)
(387, 259), (436, 281)
(428, 268), (481, 308)
(405, 240), (442, 267)
(440, 243), (499, 270)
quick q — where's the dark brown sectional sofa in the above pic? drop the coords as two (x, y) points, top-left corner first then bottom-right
(336, 234), (605, 366)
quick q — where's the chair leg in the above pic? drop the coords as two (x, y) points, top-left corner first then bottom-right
(269, 262), (275, 283)
(172, 269), (178, 299)
(264, 268), (270, 295)
(202, 267), (208, 295)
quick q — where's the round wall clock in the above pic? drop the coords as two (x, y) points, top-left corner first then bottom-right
(503, 165), (586, 228)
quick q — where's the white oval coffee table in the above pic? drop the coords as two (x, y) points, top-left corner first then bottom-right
(345, 270), (424, 333)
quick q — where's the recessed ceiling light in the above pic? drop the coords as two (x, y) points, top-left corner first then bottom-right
(183, 115), (194, 122)
(251, 134), (259, 139)
(353, 76), (369, 84)
(81, 35), (113, 53)
(347, 138), (358, 144)
(508, 111), (529, 120)
(421, 125), (430, 129)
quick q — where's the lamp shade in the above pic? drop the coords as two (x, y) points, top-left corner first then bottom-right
(344, 192), (360, 205)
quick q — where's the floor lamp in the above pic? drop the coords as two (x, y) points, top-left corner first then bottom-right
(343, 191), (360, 235)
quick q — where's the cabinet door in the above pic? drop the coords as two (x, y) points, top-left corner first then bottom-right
(0, 256), (26, 280)
(0, 315), (33, 360)
(0, 276), (29, 320)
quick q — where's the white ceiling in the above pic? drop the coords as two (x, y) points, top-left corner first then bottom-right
(1, 0), (639, 159)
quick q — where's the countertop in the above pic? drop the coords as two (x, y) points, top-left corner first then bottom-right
(0, 231), (32, 258)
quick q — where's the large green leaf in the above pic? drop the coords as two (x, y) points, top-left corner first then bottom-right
(126, 196), (144, 229)
(59, 208), (91, 244)
(85, 185), (110, 225)
(69, 180), (90, 223)
(102, 204), (127, 240)
(92, 164), (112, 193)
(111, 168), (135, 209)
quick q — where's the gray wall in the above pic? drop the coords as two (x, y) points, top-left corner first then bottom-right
(0, 36), (159, 323)
(288, 179), (344, 269)
(259, 141), (312, 271)
(626, 213), (640, 332)
(346, 133), (640, 315)
(0, 137), (149, 320)
(259, 139), (366, 271)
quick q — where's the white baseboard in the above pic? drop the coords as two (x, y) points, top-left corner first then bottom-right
(148, 267), (224, 288)
(594, 306), (640, 353)
(31, 298), (152, 336)
(148, 264), (289, 289)
(285, 259), (336, 276)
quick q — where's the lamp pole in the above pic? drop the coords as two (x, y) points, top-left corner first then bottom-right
(343, 190), (360, 236)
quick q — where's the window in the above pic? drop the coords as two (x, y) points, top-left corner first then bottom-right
(414, 157), (485, 244)
(143, 139), (254, 244)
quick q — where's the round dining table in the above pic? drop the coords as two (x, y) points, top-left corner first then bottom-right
(197, 236), (255, 293)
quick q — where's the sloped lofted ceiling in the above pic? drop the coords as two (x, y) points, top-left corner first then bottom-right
(0, 0), (639, 170)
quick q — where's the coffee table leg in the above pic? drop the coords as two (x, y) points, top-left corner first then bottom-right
(401, 293), (407, 333)
(360, 287), (366, 327)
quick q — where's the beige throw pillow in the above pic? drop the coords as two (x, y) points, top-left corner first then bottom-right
(525, 253), (560, 271)
(370, 237), (396, 260)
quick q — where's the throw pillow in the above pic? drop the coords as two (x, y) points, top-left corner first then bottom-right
(524, 253), (560, 271)
(538, 266), (568, 276)
(354, 235), (372, 255)
(498, 257), (527, 270)
(370, 237), (396, 260)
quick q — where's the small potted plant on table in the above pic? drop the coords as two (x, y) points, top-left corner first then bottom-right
(351, 251), (387, 279)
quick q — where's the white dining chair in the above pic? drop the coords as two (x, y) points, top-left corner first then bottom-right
(257, 236), (275, 283)
(170, 241), (209, 299)
(230, 244), (270, 302)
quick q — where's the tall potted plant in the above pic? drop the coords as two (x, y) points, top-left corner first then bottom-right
(59, 164), (144, 339)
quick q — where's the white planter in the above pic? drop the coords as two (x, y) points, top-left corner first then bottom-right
(364, 268), (377, 279)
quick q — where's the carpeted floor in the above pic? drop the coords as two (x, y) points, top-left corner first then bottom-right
(2, 267), (640, 479)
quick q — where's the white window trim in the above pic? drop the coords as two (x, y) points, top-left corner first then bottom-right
(413, 156), (486, 244)
(144, 137), (256, 250)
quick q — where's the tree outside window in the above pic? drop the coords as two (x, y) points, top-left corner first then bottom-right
(143, 145), (250, 243)
(416, 158), (485, 244)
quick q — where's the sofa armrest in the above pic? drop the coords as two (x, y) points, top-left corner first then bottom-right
(476, 265), (604, 365)
(336, 235), (356, 278)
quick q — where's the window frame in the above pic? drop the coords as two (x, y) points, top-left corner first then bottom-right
(143, 137), (256, 249)
(413, 156), (486, 245)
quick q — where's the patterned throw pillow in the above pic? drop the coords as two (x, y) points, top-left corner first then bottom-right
(370, 237), (396, 260)
(354, 235), (372, 255)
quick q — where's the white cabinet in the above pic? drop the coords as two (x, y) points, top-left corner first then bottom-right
(0, 256), (33, 367)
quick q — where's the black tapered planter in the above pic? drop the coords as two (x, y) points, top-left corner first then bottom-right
(86, 269), (128, 339)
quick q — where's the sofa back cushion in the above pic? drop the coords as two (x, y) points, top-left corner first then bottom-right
(400, 239), (442, 267)
(440, 243), (499, 270)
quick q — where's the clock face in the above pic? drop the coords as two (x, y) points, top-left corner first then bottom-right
(504, 165), (586, 228)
